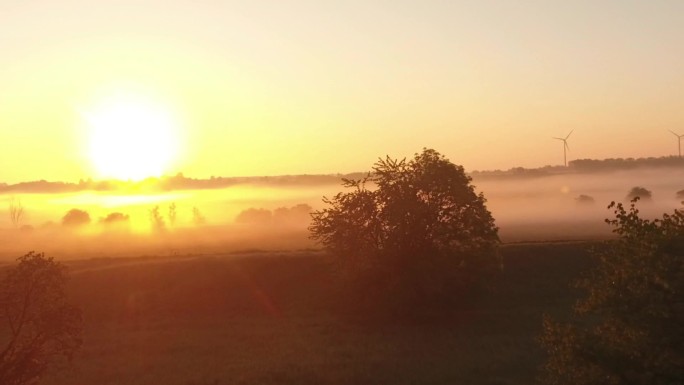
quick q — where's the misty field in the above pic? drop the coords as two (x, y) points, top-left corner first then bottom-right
(34, 242), (595, 385)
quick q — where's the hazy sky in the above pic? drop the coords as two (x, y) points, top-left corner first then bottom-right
(1, 1), (683, 182)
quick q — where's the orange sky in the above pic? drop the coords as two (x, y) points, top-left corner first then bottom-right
(1, 1), (683, 183)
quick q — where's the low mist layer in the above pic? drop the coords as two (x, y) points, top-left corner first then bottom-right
(1, 167), (683, 259)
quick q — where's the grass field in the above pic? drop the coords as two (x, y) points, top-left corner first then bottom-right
(31, 242), (598, 385)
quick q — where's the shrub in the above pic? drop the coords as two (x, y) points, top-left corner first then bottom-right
(61, 209), (91, 227)
(540, 199), (684, 385)
(626, 186), (652, 201)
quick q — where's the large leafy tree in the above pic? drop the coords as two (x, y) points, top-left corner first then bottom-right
(541, 199), (684, 385)
(0, 252), (82, 385)
(310, 148), (500, 310)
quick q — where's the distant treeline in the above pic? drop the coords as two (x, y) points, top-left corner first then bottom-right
(3, 156), (684, 194)
(471, 155), (684, 179)
(0, 172), (367, 194)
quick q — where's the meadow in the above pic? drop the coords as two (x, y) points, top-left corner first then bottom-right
(37, 242), (596, 385)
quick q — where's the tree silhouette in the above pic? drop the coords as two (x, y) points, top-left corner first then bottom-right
(310, 148), (500, 311)
(541, 198), (684, 385)
(0, 252), (82, 385)
(101, 212), (129, 225)
(61, 209), (91, 227)
(235, 208), (272, 225)
(8, 197), (24, 229)
(149, 206), (166, 233)
(168, 203), (177, 228)
(192, 207), (206, 226)
(627, 186), (652, 201)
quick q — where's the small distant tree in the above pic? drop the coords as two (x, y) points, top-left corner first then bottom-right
(310, 148), (500, 311)
(100, 212), (129, 225)
(540, 198), (684, 385)
(149, 206), (166, 233)
(0, 252), (82, 384)
(627, 186), (652, 201)
(676, 189), (684, 200)
(273, 204), (312, 226)
(192, 207), (206, 226)
(575, 194), (595, 205)
(61, 209), (91, 227)
(168, 203), (177, 228)
(8, 197), (24, 229)
(235, 208), (272, 225)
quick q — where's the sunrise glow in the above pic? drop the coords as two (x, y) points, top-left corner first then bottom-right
(83, 95), (181, 181)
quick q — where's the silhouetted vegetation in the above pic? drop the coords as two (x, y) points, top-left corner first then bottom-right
(235, 204), (313, 226)
(235, 208), (272, 225)
(61, 209), (91, 227)
(540, 199), (684, 385)
(149, 206), (166, 232)
(575, 194), (595, 205)
(310, 149), (500, 314)
(100, 212), (129, 225)
(8, 197), (24, 229)
(676, 189), (684, 200)
(0, 252), (82, 384)
(168, 203), (177, 228)
(627, 186), (652, 201)
(192, 207), (206, 226)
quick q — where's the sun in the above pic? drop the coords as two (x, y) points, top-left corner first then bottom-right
(83, 95), (181, 181)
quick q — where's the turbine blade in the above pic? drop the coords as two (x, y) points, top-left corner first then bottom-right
(553, 137), (563, 140)
(565, 142), (570, 151)
(669, 130), (680, 137)
(565, 129), (574, 140)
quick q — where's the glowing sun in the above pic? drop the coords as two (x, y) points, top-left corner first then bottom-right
(84, 95), (181, 181)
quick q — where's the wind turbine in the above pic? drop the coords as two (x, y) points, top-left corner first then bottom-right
(669, 130), (684, 158)
(553, 130), (573, 167)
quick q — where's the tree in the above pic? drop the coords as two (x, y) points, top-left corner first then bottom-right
(8, 197), (24, 229)
(540, 198), (684, 385)
(627, 186), (652, 201)
(168, 203), (177, 228)
(309, 148), (500, 311)
(0, 252), (82, 384)
(149, 206), (166, 233)
(61, 209), (91, 228)
(235, 208), (272, 225)
(575, 194), (595, 205)
(100, 212), (129, 225)
(192, 207), (206, 226)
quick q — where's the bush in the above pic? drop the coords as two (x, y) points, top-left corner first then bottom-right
(101, 212), (129, 224)
(61, 209), (91, 227)
(626, 186), (652, 201)
(676, 189), (684, 200)
(575, 194), (595, 205)
(540, 199), (684, 385)
(309, 148), (500, 313)
(235, 208), (272, 225)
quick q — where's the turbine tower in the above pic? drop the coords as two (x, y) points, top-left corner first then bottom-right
(553, 130), (573, 167)
(669, 130), (684, 158)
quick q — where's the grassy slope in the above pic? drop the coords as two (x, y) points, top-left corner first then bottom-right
(42, 243), (596, 385)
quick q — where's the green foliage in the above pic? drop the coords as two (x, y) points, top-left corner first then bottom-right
(0, 252), (82, 385)
(309, 148), (500, 312)
(540, 198), (684, 385)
